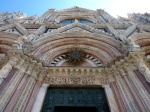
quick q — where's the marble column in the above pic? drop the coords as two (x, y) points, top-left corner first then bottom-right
(0, 67), (18, 94)
(116, 74), (140, 112)
(110, 81), (126, 112)
(0, 70), (25, 111)
(120, 69), (147, 112)
(12, 66), (39, 112)
(24, 81), (42, 112)
(3, 73), (29, 112)
(12, 76), (36, 112)
(31, 84), (48, 112)
(103, 85), (119, 112)
(128, 70), (150, 111)
(25, 70), (45, 112)
(134, 70), (150, 94)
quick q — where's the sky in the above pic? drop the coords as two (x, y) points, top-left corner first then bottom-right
(0, 0), (150, 18)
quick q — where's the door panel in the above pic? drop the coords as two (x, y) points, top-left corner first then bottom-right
(42, 88), (110, 112)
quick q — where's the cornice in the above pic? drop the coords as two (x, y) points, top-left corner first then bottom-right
(22, 23), (131, 29)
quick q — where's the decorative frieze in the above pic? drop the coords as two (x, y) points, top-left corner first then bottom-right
(45, 76), (108, 86)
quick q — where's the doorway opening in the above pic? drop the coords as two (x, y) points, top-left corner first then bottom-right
(54, 106), (97, 112)
(42, 88), (110, 112)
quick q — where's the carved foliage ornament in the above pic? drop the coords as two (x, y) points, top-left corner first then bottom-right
(62, 48), (86, 65)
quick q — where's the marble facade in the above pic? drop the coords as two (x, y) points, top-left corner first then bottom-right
(0, 7), (150, 112)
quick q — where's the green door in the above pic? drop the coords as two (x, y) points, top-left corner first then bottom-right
(42, 88), (110, 112)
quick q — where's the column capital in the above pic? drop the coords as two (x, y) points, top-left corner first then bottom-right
(119, 69), (127, 77)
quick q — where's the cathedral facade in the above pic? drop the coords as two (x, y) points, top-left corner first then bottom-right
(0, 7), (150, 112)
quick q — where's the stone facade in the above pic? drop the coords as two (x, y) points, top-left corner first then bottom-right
(0, 7), (150, 112)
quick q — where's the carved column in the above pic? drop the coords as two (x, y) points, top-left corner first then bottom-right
(120, 68), (147, 112)
(12, 65), (39, 112)
(31, 84), (48, 112)
(128, 69), (150, 111)
(109, 75), (126, 112)
(134, 70), (150, 94)
(115, 72), (140, 112)
(103, 85), (119, 112)
(0, 67), (18, 94)
(0, 59), (26, 111)
(25, 69), (46, 112)
(4, 60), (28, 112)
(0, 60), (29, 111)
(4, 74), (29, 112)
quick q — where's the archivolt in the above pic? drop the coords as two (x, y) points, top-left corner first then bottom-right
(28, 32), (123, 66)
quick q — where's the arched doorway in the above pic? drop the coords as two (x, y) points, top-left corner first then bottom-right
(42, 88), (110, 112)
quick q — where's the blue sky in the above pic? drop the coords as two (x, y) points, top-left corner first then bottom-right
(0, 0), (149, 18)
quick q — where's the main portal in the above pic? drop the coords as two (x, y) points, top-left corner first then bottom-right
(42, 88), (110, 112)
